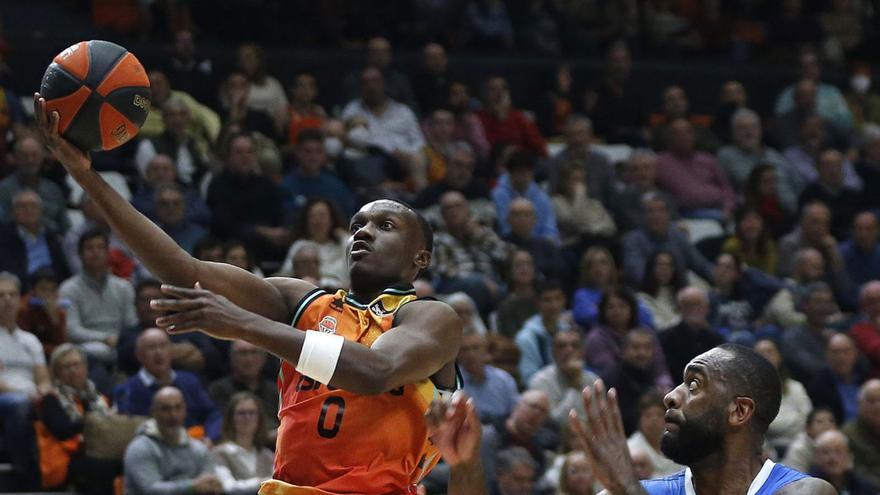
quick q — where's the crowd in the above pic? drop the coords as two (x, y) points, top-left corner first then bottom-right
(1, 3), (880, 494)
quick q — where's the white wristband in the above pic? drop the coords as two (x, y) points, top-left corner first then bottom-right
(296, 331), (345, 385)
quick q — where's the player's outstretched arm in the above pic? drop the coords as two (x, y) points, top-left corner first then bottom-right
(426, 392), (487, 495)
(34, 94), (306, 323)
(569, 380), (647, 495)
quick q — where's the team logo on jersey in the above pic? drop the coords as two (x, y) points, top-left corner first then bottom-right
(318, 316), (337, 334)
(370, 300), (390, 317)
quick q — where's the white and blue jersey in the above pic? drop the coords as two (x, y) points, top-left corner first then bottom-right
(641, 460), (808, 495)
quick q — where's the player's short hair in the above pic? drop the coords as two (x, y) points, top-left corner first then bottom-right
(385, 198), (433, 253)
(717, 343), (782, 434)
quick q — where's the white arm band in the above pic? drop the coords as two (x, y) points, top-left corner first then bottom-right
(296, 331), (345, 384)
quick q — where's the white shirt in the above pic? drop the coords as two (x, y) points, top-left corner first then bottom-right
(627, 431), (685, 477)
(341, 98), (425, 155)
(0, 326), (46, 395)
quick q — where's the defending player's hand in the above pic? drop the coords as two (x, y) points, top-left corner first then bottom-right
(33, 93), (92, 175)
(569, 379), (645, 495)
(151, 283), (261, 340)
(425, 391), (481, 467)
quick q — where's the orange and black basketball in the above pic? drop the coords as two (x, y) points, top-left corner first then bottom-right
(40, 40), (151, 151)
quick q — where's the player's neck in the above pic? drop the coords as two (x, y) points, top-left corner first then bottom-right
(689, 446), (765, 495)
(348, 278), (408, 305)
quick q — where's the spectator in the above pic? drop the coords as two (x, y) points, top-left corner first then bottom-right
(277, 198), (349, 288)
(458, 331), (519, 425)
(422, 108), (460, 184)
(130, 154), (211, 229)
(782, 117), (861, 196)
(446, 81), (491, 163)
(153, 184), (208, 255)
(206, 133), (286, 263)
(208, 340), (279, 436)
(535, 63), (572, 136)
(341, 67), (427, 190)
(17, 268), (67, 357)
(476, 76), (547, 156)
(411, 43), (451, 115)
(59, 229), (137, 368)
(413, 142), (494, 227)
(626, 392), (684, 477)
(165, 29), (215, 107)
(777, 201), (841, 278)
(783, 407), (838, 472)
(622, 193), (714, 284)
(656, 118), (735, 221)
(503, 198), (567, 283)
(279, 129), (355, 220)
(515, 280), (573, 384)
(140, 69), (220, 161)
(602, 328), (669, 435)
(494, 249), (538, 338)
(650, 85), (719, 152)
(550, 160), (616, 250)
(285, 72), (325, 146)
(117, 280), (221, 378)
(754, 338), (813, 454)
(193, 237), (224, 263)
(460, 0), (515, 50)
(480, 391), (555, 483)
(584, 41), (648, 145)
(35, 344), (118, 494)
(342, 36), (418, 113)
(799, 149), (861, 240)
(660, 287), (726, 380)
(850, 281), (880, 378)
(630, 447), (655, 481)
(721, 207), (778, 275)
(546, 115), (616, 206)
(556, 451), (595, 495)
(114, 329), (221, 441)
(716, 109), (797, 212)
(529, 330), (599, 425)
(810, 429), (877, 495)
(573, 246), (653, 331)
(607, 150), (674, 232)
(210, 392), (273, 495)
(223, 242), (263, 278)
(492, 446), (537, 495)
(775, 49), (853, 134)
(0, 134), (69, 233)
(638, 250), (687, 331)
(433, 191), (510, 314)
(235, 43), (288, 129)
(0, 189), (70, 289)
(769, 247), (852, 327)
(445, 292), (489, 336)
(218, 71), (280, 143)
(585, 287), (672, 389)
(808, 333), (865, 424)
(842, 379), (880, 487)
(855, 124), (880, 204)
(135, 95), (212, 186)
(844, 63), (880, 132)
(123, 386), (223, 495)
(776, 80), (843, 151)
(492, 150), (559, 242)
(277, 241), (323, 287)
(840, 212), (880, 293)
(0, 271), (49, 489)
(783, 282), (838, 384)
(711, 80), (748, 144)
(63, 195), (142, 277)
(742, 164), (796, 238)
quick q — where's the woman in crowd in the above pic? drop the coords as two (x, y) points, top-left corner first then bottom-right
(573, 247), (652, 329)
(637, 250), (686, 331)
(277, 198), (349, 288)
(722, 206), (778, 274)
(236, 42), (289, 130)
(743, 164), (795, 238)
(782, 407), (838, 472)
(753, 338), (813, 455)
(211, 392), (274, 495)
(494, 249), (538, 338)
(36, 344), (118, 495)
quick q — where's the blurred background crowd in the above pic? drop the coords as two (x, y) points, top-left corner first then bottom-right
(0, 1), (879, 495)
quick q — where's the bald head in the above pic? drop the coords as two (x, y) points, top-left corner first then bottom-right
(511, 390), (550, 437)
(136, 328), (172, 377)
(677, 286), (710, 326)
(813, 429), (851, 478)
(827, 333), (858, 378)
(151, 386), (187, 436)
(860, 280), (880, 318)
(858, 379), (880, 432)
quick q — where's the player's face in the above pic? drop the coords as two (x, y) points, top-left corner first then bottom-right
(661, 350), (728, 465)
(347, 201), (428, 288)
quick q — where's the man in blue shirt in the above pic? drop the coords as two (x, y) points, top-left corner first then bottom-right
(492, 150), (559, 243)
(0, 190), (70, 289)
(458, 331), (519, 425)
(280, 129), (356, 221)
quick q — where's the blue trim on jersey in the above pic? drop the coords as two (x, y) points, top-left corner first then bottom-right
(641, 464), (809, 495)
(290, 288), (327, 327)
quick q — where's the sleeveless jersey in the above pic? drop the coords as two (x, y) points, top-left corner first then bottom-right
(641, 460), (809, 495)
(260, 286), (447, 495)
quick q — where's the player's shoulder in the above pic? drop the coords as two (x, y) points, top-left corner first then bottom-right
(776, 476), (837, 495)
(396, 297), (459, 324)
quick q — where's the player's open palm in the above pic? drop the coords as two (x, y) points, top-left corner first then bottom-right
(569, 379), (644, 495)
(33, 93), (92, 175)
(151, 283), (262, 341)
(426, 392), (481, 467)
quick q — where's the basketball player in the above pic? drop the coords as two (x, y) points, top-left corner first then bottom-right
(33, 94), (462, 495)
(429, 345), (838, 495)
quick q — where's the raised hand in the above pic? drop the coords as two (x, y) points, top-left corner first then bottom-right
(568, 379), (645, 495)
(425, 391), (482, 467)
(33, 93), (92, 176)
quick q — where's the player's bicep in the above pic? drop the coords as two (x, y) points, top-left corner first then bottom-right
(371, 301), (462, 388)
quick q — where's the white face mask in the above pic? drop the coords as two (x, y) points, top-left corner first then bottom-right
(324, 137), (343, 158)
(852, 74), (871, 94)
(347, 126), (370, 147)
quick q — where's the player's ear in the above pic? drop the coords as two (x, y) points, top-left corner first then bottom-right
(728, 396), (756, 428)
(414, 250), (431, 272)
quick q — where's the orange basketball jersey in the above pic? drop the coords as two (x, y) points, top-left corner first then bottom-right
(260, 286), (448, 495)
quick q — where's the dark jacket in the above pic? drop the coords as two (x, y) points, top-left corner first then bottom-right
(0, 222), (71, 290)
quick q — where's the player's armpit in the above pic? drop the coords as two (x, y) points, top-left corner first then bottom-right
(330, 300), (462, 395)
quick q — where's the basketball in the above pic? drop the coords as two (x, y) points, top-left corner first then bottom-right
(40, 40), (151, 152)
